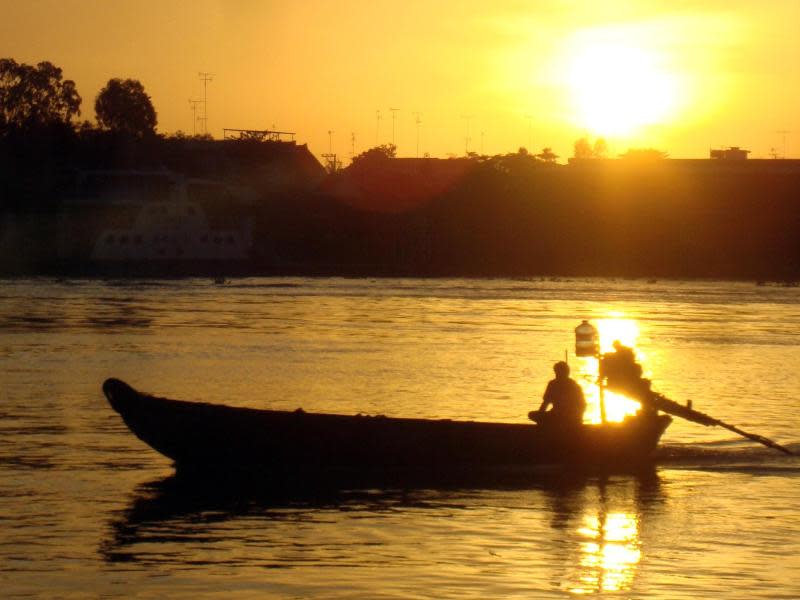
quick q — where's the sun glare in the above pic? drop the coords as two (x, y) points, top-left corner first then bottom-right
(579, 315), (644, 423)
(596, 317), (639, 354)
(565, 39), (680, 138)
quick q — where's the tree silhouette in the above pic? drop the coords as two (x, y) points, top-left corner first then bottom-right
(0, 58), (81, 134)
(593, 137), (608, 158)
(573, 137), (608, 159)
(350, 143), (396, 167)
(537, 147), (559, 163)
(573, 137), (593, 159)
(95, 78), (157, 137)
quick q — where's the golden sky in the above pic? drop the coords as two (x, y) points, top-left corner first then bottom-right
(3, 0), (799, 160)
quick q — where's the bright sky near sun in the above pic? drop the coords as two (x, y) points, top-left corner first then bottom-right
(2, 0), (799, 161)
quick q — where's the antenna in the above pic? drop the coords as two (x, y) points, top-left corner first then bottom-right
(461, 114), (475, 155)
(375, 110), (381, 146)
(198, 72), (214, 136)
(188, 99), (202, 136)
(351, 132), (356, 158)
(776, 130), (791, 158)
(524, 114), (533, 151)
(322, 132), (338, 173)
(389, 108), (399, 148)
(412, 112), (422, 158)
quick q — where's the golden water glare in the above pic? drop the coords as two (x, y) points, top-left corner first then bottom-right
(578, 314), (643, 423)
(570, 511), (641, 594)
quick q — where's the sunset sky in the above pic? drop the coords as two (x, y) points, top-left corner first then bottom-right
(3, 0), (799, 161)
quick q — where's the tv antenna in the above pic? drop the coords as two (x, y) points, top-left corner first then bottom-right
(198, 72), (214, 136)
(524, 114), (533, 151)
(776, 130), (791, 158)
(322, 130), (339, 172)
(412, 112), (422, 158)
(351, 132), (356, 158)
(461, 114), (475, 155)
(389, 108), (399, 147)
(188, 99), (202, 136)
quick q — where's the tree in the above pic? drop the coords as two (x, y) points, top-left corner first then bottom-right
(0, 58), (81, 134)
(350, 143), (396, 167)
(573, 137), (593, 159)
(537, 147), (559, 163)
(95, 78), (157, 137)
(593, 137), (608, 158)
(573, 136), (608, 159)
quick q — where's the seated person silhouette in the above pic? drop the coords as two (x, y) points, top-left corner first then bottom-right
(600, 340), (653, 404)
(529, 361), (586, 427)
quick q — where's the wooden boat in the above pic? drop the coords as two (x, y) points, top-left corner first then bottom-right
(103, 378), (672, 476)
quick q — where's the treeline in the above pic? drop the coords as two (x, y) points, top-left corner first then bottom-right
(414, 159), (800, 279)
(1, 58), (798, 280)
(1, 59), (150, 209)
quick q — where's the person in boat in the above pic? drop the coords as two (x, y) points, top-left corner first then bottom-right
(529, 361), (586, 427)
(600, 341), (642, 392)
(600, 341), (656, 411)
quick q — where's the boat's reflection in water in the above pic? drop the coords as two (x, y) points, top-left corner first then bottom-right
(572, 510), (641, 593)
(102, 469), (660, 594)
(540, 472), (656, 594)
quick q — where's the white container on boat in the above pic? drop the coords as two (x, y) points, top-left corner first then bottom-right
(575, 320), (599, 357)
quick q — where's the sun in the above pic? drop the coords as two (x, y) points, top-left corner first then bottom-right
(565, 40), (681, 138)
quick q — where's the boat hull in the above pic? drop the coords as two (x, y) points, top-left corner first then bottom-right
(103, 378), (671, 475)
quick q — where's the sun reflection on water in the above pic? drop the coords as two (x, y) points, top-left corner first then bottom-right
(570, 512), (641, 594)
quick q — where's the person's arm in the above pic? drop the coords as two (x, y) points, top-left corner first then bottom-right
(539, 381), (554, 411)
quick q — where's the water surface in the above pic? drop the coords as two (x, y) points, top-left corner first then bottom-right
(1, 277), (798, 598)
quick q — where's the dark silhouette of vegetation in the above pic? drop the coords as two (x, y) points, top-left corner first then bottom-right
(95, 78), (157, 137)
(573, 137), (592, 158)
(593, 138), (608, 158)
(350, 143), (396, 167)
(573, 137), (608, 159)
(537, 147), (558, 163)
(0, 58), (81, 135)
(0, 57), (799, 281)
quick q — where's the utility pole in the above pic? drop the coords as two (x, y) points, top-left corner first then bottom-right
(375, 110), (381, 146)
(524, 114), (533, 151)
(198, 72), (214, 136)
(776, 129), (791, 158)
(480, 130), (485, 156)
(413, 112), (422, 158)
(351, 132), (356, 159)
(389, 108), (399, 148)
(188, 99), (202, 136)
(461, 114), (474, 155)
(322, 130), (338, 173)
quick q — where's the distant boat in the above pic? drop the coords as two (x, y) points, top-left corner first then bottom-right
(92, 199), (250, 263)
(92, 194), (250, 265)
(103, 379), (672, 478)
(76, 170), (252, 267)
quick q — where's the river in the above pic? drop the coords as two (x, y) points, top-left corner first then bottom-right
(1, 277), (798, 598)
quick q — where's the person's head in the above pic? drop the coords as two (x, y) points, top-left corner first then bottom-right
(553, 361), (570, 378)
(613, 340), (623, 351)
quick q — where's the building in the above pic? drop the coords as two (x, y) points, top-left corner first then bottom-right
(710, 146), (750, 160)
